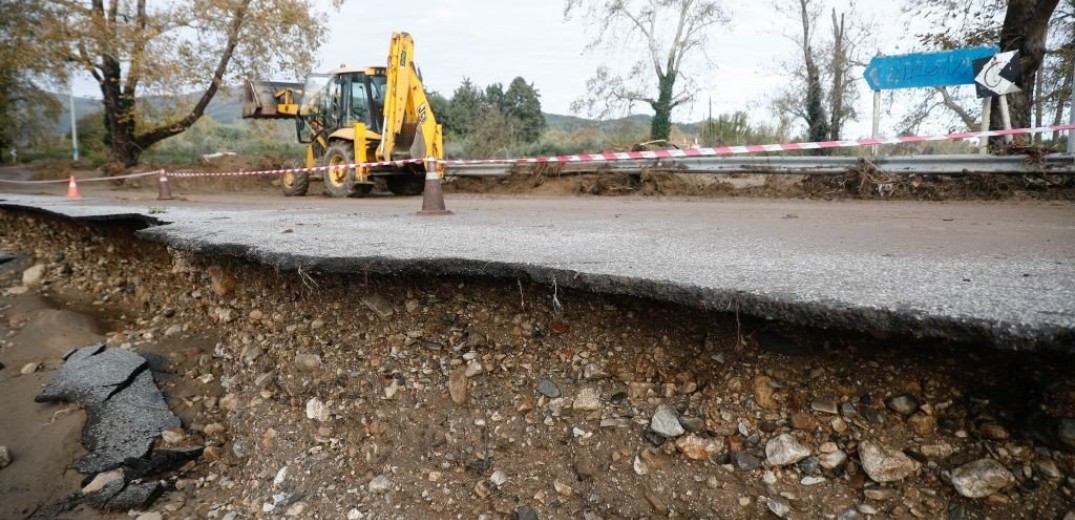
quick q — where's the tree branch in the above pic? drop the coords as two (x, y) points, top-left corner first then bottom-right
(123, 0), (147, 97)
(936, 87), (977, 129)
(135, 0), (252, 148)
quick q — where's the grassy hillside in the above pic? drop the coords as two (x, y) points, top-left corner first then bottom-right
(57, 90), (703, 137)
(48, 89), (712, 164)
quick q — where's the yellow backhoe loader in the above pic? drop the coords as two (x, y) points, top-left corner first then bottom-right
(242, 32), (443, 197)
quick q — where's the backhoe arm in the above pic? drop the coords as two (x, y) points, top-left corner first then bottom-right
(377, 33), (444, 168)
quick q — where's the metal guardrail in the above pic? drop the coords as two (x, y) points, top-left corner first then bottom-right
(446, 154), (1075, 177)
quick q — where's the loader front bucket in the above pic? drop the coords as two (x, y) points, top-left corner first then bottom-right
(242, 80), (303, 119)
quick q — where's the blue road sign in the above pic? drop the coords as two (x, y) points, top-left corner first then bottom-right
(864, 46), (1000, 91)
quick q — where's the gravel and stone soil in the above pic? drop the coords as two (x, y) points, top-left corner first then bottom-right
(0, 210), (1073, 520)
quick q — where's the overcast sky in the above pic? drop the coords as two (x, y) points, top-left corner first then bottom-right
(310, 0), (911, 137)
(69, 0), (963, 139)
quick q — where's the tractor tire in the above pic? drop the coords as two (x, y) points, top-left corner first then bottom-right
(321, 142), (370, 198)
(280, 170), (309, 196)
(386, 174), (425, 196)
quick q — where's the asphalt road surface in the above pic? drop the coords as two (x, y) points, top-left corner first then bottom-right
(1, 181), (1072, 351)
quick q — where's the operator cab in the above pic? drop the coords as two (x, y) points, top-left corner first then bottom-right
(297, 66), (386, 144)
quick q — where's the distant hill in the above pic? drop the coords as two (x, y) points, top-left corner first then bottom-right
(55, 90), (703, 137)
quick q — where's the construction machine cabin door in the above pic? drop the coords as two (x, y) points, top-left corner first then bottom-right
(339, 73), (385, 133)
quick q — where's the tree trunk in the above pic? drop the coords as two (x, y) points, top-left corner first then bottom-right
(805, 58), (829, 150)
(829, 10), (845, 141)
(1051, 63), (1071, 140)
(797, 0), (828, 152)
(650, 73), (676, 141)
(990, 0), (1060, 143)
(99, 52), (142, 168)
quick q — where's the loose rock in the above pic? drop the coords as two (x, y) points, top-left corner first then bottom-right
(754, 375), (778, 410)
(907, 414), (936, 436)
(819, 450), (848, 470)
(675, 434), (720, 460)
(22, 263), (45, 287)
(858, 441), (919, 483)
(368, 475), (391, 493)
(294, 353), (321, 373)
(160, 428), (187, 445)
(765, 497), (791, 518)
(360, 293), (394, 319)
(305, 397), (330, 422)
(1034, 459), (1062, 480)
(650, 404), (685, 437)
(0, 446), (9, 469)
(732, 452), (762, 471)
(464, 361), (483, 378)
(766, 433), (811, 466)
(572, 388), (602, 411)
(82, 470), (124, 494)
(19, 362), (39, 375)
(811, 399), (839, 415)
(537, 378), (561, 399)
(886, 394), (920, 416)
(449, 367), (468, 405)
(950, 458), (1015, 498)
(207, 265), (236, 296)
(978, 422), (1010, 441)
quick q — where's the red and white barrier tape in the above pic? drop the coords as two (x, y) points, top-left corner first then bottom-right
(0, 123), (1071, 185)
(441, 123), (1075, 166)
(0, 169), (162, 184)
(166, 159), (423, 178)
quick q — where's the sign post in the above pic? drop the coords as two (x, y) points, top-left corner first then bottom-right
(863, 46), (999, 156)
(871, 91), (881, 156)
(973, 50), (1024, 149)
(1069, 63), (1075, 155)
(979, 98), (992, 155)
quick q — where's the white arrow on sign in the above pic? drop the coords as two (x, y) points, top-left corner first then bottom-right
(974, 51), (1022, 97)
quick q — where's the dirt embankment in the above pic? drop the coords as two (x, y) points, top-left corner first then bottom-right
(15, 155), (1075, 201)
(446, 165), (1075, 201)
(0, 211), (1073, 520)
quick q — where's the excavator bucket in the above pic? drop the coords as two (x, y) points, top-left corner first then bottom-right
(242, 80), (303, 119)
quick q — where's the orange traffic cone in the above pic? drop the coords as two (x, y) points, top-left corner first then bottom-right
(157, 170), (174, 200)
(66, 176), (81, 199)
(417, 157), (452, 216)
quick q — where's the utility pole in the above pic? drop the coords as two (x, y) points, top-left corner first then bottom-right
(70, 87), (79, 162)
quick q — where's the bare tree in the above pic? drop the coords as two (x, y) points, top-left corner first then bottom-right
(771, 0), (865, 143)
(564, 0), (730, 140)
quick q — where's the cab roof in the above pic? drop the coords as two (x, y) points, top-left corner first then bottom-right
(328, 65), (386, 76)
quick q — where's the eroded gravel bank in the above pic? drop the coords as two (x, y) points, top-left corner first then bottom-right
(0, 210), (1073, 520)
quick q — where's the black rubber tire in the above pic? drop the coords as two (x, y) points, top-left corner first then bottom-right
(321, 142), (364, 198)
(280, 170), (309, 196)
(386, 174), (425, 196)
